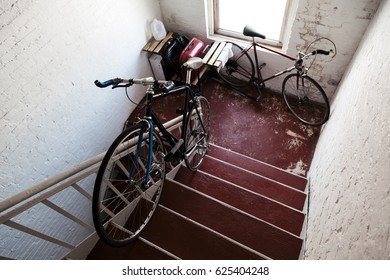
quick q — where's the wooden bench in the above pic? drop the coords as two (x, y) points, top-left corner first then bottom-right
(143, 33), (227, 85)
(143, 31), (175, 54)
(202, 40), (227, 70)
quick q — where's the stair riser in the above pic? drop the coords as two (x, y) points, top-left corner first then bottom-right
(208, 144), (307, 191)
(200, 156), (306, 211)
(141, 205), (265, 260)
(175, 166), (305, 236)
(160, 180), (303, 260)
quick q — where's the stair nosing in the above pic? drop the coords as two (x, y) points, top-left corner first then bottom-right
(138, 236), (181, 260)
(166, 177), (304, 240)
(157, 203), (272, 260)
(209, 143), (307, 180)
(205, 154), (306, 195)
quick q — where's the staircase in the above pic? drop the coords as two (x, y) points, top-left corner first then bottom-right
(87, 143), (308, 260)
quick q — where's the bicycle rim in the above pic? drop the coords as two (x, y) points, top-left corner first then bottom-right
(218, 42), (254, 87)
(282, 74), (330, 126)
(184, 96), (211, 171)
(92, 123), (165, 246)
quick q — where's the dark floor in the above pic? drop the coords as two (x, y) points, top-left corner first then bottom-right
(137, 77), (321, 177)
(88, 77), (317, 260)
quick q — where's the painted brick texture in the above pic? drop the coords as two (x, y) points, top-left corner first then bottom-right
(288, 0), (381, 100)
(305, 0), (390, 259)
(0, 0), (161, 200)
(1, 0), (163, 260)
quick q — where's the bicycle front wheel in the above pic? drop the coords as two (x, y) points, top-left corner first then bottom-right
(184, 96), (211, 171)
(282, 74), (330, 126)
(92, 122), (166, 246)
(218, 42), (254, 88)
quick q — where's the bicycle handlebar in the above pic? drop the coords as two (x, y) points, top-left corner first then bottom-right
(94, 78), (123, 88)
(94, 77), (175, 92)
(310, 49), (336, 57)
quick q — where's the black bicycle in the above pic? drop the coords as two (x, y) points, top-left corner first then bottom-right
(218, 25), (336, 126)
(92, 57), (211, 246)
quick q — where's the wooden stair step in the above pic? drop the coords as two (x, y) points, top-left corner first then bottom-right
(208, 144), (307, 191)
(175, 165), (305, 236)
(161, 180), (303, 259)
(199, 156), (306, 211)
(141, 205), (264, 260)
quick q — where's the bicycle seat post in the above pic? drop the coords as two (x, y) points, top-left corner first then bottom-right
(183, 57), (204, 92)
(186, 68), (193, 85)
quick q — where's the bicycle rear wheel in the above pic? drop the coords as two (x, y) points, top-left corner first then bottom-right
(282, 74), (330, 126)
(92, 122), (166, 246)
(218, 42), (254, 88)
(184, 96), (211, 171)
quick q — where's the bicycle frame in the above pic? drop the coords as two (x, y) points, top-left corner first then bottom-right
(150, 85), (188, 147)
(128, 83), (195, 188)
(92, 57), (210, 246)
(141, 82), (205, 163)
(247, 38), (297, 84)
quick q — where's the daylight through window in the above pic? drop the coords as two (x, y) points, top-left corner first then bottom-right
(214, 0), (289, 46)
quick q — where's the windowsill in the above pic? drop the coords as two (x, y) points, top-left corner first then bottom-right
(207, 33), (286, 55)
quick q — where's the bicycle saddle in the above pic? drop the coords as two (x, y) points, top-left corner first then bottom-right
(243, 25), (266, 39)
(183, 57), (203, 70)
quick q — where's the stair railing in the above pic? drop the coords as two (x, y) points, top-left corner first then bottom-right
(0, 116), (183, 260)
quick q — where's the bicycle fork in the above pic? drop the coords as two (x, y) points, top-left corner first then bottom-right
(129, 119), (154, 190)
(295, 74), (308, 104)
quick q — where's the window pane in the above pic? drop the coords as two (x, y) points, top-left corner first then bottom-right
(217, 0), (288, 41)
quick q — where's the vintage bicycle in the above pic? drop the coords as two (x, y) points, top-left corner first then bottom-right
(218, 25), (336, 126)
(92, 57), (211, 246)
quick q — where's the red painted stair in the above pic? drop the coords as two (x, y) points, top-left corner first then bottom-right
(87, 144), (307, 260)
(174, 166), (305, 236)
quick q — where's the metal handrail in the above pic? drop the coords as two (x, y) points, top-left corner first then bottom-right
(0, 115), (183, 260)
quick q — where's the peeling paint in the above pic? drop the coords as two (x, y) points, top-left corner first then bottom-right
(289, 0), (381, 101)
(286, 129), (307, 140)
(286, 160), (308, 176)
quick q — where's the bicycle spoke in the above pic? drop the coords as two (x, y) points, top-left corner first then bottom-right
(93, 124), (165, 246)
(282, 74), (330, 126)
(184, 96), (211, 171)
(219, 42), (254, 87)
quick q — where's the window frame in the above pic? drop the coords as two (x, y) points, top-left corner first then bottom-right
(208, 0), (294, 49)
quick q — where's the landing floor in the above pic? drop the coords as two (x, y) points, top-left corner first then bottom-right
(150, 78), (321, 176)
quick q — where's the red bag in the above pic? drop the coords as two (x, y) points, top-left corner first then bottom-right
(179, 37), (205, 66)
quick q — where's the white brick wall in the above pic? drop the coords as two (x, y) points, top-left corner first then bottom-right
(0, 0), (162, 200)
(288, 0), (381, 99)
(1, 0), (164, 260)
(305, 0), (390, 259)
(159, 0), (209, 43)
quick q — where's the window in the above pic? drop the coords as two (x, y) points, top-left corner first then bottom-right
(211, 0), (291, 47)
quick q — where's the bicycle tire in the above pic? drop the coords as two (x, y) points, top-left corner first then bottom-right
(218, 42), (255, 88)
(92, 122), (166, 246)
(184, 96), (211, 171)
(282, 73), (330, 126)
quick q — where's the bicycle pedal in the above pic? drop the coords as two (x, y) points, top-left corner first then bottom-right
(164, 139), (184, 162)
